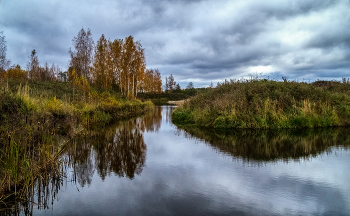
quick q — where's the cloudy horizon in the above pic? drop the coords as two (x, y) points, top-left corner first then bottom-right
(1, 0), (349, 87)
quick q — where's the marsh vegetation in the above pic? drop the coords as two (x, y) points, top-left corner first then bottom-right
(0, 78), (153, 207)
(172, 79), (350, 129)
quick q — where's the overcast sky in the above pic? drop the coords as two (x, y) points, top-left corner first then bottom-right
(1, 0), (349, 87)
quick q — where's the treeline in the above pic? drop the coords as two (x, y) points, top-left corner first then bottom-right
(138, 74), (200, 105)
(0, 28), (162, 98)
(164, 74), (200, 95)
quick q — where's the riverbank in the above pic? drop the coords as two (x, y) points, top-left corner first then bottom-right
(137, 92), (190, 105)
(9, 106), (350, 216)
(171, 79), (350, 129)
(167, 100), (186, 106)
(0, 79), (153, 203)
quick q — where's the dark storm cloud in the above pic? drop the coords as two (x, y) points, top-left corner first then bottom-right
(0, 0), (349, 86)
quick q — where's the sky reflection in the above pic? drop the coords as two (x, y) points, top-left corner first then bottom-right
(32, 106), (350, 216)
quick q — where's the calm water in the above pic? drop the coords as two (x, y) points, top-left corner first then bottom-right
(23, 106), (350, 215)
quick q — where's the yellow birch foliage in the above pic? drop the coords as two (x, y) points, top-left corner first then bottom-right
(91, 34), (160, 97)
(92, 34), (112, 89)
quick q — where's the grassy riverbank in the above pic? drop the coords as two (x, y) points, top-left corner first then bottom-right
(0, 79), (153, 204)
(172, 79), (350, 129)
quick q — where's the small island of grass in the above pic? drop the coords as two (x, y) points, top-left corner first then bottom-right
(172, 79), (350, 129)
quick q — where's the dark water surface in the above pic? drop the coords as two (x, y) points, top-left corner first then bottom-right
(26, 106), (350, 215)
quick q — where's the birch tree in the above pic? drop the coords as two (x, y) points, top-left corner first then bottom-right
(121, 36), (135, 96)
(92, 34), (112, 89)
(0, 31), (10, 73)
(167, 74), (176, 92)
(26, 49), (39, 80)
(69, 28), (94, 82)
(143, 68), (162, 93)
(110, 38), (123, 91)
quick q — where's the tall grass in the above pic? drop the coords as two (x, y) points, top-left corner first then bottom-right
(172, 79), (350, 129)
(0, 79), (153, 128)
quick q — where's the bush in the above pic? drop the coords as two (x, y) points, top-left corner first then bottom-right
(171, 108), (194, 124)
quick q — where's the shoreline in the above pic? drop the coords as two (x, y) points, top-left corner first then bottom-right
(171, 80), (350, 129)
(167, 100), (186, 106)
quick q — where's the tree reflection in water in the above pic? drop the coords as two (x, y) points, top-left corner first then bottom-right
(165, 105), (175, 124)
(94, 120), (146, 179)
(137, 106), (162, 133)
(66, 107), (162, 183)
(1, 108), (162, 215)
(3, 106), (350, 215)
(176, 126), (350, 162)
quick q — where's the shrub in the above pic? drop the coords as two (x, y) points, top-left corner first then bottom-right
(171, 108), (194, 124)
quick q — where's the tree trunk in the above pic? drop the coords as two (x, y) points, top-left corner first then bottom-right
(133, 74), (135, 97)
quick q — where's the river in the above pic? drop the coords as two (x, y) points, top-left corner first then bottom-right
(17, 106), (350, 215)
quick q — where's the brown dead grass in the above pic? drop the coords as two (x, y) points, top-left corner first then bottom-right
(167, 100), (187, 106)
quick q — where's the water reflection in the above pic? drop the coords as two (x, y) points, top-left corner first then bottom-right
(0, 169), (64, 215)
(1, 108), (162, 215)
(176, 126), (350, 162)
(137, 106), (162, 133)
(3, 106), (350, 215)
(164, 105), (175, 124)
(65, 107), (162, 183)
(94, 120), (146, 179)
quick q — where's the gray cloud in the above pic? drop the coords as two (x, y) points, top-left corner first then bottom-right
(0, 0), (349, 87)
